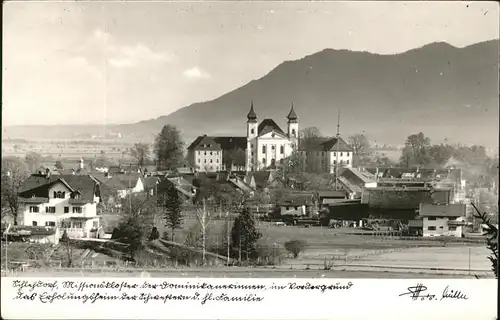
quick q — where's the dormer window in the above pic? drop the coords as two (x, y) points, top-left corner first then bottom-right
(53, 191), (65, 199)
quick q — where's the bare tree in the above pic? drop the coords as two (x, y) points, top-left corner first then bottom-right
(1, 158), (30, 225)
(195, 199), (213, 266)
(348, 134), (370, 166)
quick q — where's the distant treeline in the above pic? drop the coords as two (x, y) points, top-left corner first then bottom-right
(3, 139), (136, 146)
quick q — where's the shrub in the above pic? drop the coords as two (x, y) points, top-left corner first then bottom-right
(149, 227), (160, 241)
(255, 243), (287, 266)
(284, 240), (308, 258)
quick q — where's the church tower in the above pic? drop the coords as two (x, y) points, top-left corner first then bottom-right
(246, 101), (258, 172)
(287, 103), (299, 146)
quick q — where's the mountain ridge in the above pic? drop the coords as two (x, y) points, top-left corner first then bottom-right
(3, 39), (499, 148)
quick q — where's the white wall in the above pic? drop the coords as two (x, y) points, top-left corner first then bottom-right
(19, 181), (99, 238)
(193, 150), (222, 172)
(423, 216), (463, 237)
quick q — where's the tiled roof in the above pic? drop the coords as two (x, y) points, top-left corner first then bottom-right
(103, 174), (142, 191)
(144, 177), (160, 190)
(213, 137), (247, 150)
(318, 190), (347, 199)
(258, 119), (286, 136)
(299, 137), (352, 152)
(419, 203), (466, 217)
(278, 193), (314, 206)
(250, 171), (272, 189)
(187, 135), (221, 151)
(19, 174), (99, 202)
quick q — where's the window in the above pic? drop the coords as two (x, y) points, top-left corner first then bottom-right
(428, 226), (436, 231)
(93, 221), (99, 228)
(262, 158), (266, 164)
(216, 159), (219, 163)
(333, 152), (336, 157)
(64, 207), (69, 213)
(346, 152), (350, 157)
(210, 159), (213, 163)
(340, 160), (344, 164)
(262, 145), (266, 153)
(197, 151), (200, 155)
(347, 160), (350, 165)
(72, 207), (83, 213)
(280, 145), (284, 154)
(45, 221), (56, 227)
(210, 152), (213, 156)
(292, 129), (296, 136)
(428, 217), (436, 221)
(271, 145), (275, 150)
(32, 221), (38, 226)
(208, 144), (211, 148)
(439, 226), (444, 229)
(251, 152), (254, 156)
(204, 151), (206, 156)
(73, 221), (83, 229)
(198, 159), (200, 163)
(333, 160), (337, 164)
(45, 207), (56, 213)
(251, 128), (255, 134)
(204, 159), (207, 163)
(449, 226), (457, 231)
(29, 206), (39, 213)
(53, 191), (65, 199)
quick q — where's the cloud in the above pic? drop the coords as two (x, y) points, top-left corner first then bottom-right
(76, 28), (176, 68)
(107, 43), (176, 68)
(183, 67), (211, 80)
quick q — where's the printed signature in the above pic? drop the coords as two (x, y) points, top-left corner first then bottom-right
(399, 283), (469, 301)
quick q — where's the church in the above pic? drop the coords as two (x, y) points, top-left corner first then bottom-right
(187, 102), (353, 173)
(187, 102), (300, 172)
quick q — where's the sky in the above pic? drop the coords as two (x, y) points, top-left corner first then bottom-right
(3, 1), (499, 126)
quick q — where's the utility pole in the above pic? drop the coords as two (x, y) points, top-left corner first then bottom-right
(335, 110), (341, 190)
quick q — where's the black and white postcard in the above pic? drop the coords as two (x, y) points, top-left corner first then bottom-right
(1, 1), (498, 319)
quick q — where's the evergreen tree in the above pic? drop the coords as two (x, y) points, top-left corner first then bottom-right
(161, 183), (183, 242)
(230, 207), (262, 262)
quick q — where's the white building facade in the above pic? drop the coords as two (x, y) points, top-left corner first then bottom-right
(245, 102), (299, 171)
(18, 175), (102, 239)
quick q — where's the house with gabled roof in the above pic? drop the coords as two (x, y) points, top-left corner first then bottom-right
(17, 172), (103, 239)
(299, 136), (353, 173)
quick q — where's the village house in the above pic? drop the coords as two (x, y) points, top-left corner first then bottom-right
(419, 203), (467, 237)
(17, 172), (103, 239)
(278, 192), (317, 217)
(337, 168), (377, 198)
(299, 137), (354, 173)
